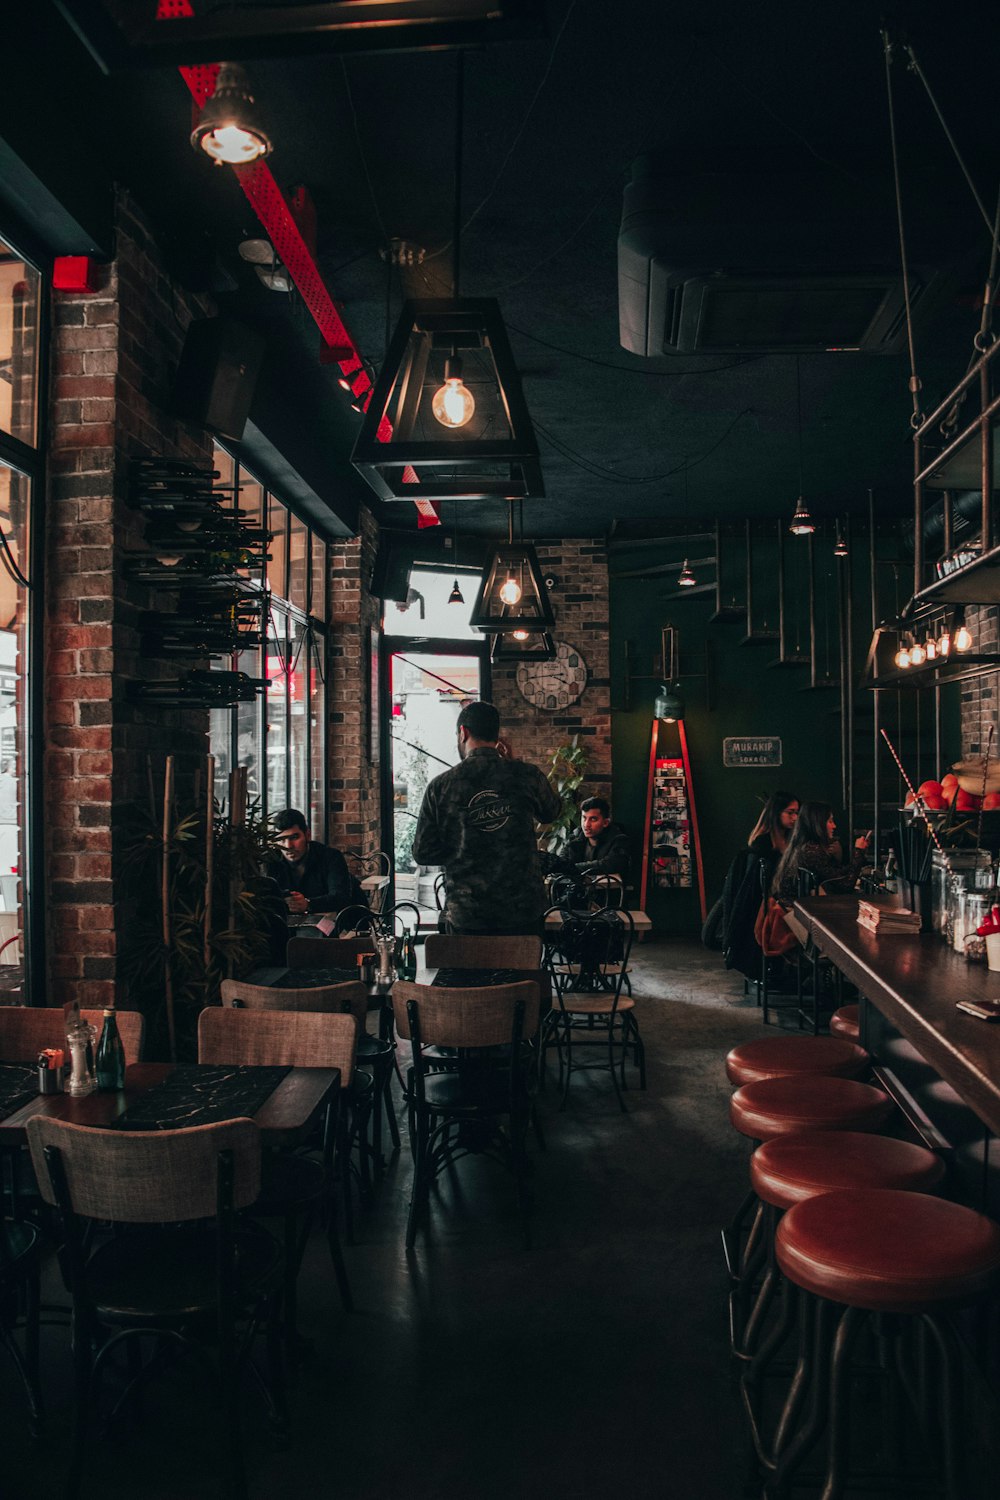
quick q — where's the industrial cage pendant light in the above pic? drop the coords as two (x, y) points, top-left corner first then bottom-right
(352, 54), (541, 506)
(677, 460), (697, 586)
(470, 501), (555, 634)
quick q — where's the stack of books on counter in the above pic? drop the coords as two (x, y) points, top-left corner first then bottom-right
(857, 899), (922, 935)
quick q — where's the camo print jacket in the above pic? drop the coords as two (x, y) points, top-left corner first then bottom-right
(412, 747), (561, 933)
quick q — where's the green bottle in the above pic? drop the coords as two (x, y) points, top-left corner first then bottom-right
(96, 1007), (126, 1091)
(402, 934), (417, 980)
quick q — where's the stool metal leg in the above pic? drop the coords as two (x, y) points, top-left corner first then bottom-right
(820, 1304), (864, 1500)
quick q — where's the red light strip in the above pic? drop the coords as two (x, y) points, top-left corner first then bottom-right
(156, 0), (439, 526)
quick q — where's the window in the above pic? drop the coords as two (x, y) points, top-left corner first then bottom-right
(0, 233), (42, 999)
(383, 564), (481, 640)
(208, 444), (329, 835)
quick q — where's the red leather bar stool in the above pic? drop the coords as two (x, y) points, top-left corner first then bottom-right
(723, 1075), (894, 1335)
(829, 1004), (860, 1042)
(767, 1189), (1000, 1500)
(725, 1034), (868, 1087)
(739, 1132), (945, 1442)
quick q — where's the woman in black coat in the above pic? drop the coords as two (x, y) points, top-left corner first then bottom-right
(719, 791), (799, 974)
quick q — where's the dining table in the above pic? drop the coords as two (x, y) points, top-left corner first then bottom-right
(0, 1061), (339, 1148)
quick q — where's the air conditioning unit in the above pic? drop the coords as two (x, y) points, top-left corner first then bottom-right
(618, 162), (932, 357)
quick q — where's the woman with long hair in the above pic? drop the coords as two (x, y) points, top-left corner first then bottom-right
(747, 790), (799, 855)
(772, 800), (871, 904)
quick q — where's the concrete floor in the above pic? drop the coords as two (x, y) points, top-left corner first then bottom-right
(6, 941), (770, 1500)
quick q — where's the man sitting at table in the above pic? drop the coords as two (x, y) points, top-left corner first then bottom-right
(269, 809), (365, 917)
(565, 796), (631, 883)
(413, 700), (561, 935)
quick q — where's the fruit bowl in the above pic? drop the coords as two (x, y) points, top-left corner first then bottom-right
(950, 760), (1000, 795)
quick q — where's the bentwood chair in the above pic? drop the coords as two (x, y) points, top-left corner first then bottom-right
(198, 1008), (357, 1356)
(392, 980), (541, 1250)
(220, 980), (376, 1225)
(0, 1007), (145, 1065)
(27, 1115), (283, 1500)
(423, 933), (543, 970)
(284, 934), (374, 968)
(542, 907), (642, 1111)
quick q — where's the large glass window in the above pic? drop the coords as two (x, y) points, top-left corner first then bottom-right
(0, 246), (41, 447)
(208, 444), (329, 833)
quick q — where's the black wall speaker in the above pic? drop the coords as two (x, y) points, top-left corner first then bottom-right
(171, 317), (265, 442)
(370, 530), (414, 602)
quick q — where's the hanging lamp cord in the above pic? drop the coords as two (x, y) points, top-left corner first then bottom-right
(453, 52), (465, 299)
(882, 29), (924, 429)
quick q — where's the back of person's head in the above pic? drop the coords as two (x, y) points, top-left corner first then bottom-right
(772, 801), (832, 894)
(580, 796), (611, 819)
(274, 808), (308, 834)
(748, 790), (798, 847)
(457, 700), (500, 744)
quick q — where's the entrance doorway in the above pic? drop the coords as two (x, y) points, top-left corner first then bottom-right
(387, 646), (485, 924)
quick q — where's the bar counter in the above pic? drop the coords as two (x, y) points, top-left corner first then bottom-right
(794, 893), (1000, 1139)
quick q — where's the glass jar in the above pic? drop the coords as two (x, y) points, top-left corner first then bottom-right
(962, 893), (990, 962)
(946, 875), (965, 953)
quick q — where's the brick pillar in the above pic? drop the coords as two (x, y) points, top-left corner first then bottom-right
(45, 193), (212, 1010)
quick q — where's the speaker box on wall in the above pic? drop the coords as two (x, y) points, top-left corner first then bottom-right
(370, 531), (414, 602)
(171, 317), (265, 442)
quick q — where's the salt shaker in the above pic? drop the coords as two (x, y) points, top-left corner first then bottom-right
(65, 1021), (97, 1097)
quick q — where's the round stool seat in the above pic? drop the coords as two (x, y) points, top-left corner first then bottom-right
(829, 1004), (860, 1042)
(751, 1130), (944, 1211)
(776, 1188), (1000, 1313)
(730, 1075), (893, 1142)
(726, 1034), (867, 1087)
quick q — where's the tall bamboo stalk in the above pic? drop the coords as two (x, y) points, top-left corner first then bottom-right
(203, 754), (215, 977)
(161, 756), (177, 1062)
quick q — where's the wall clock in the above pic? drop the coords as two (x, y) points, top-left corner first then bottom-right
(516, 640), (588, 711)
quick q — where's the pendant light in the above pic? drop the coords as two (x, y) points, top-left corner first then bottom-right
(909, 638), (926, 666)
(954, 609), (973, 652)
(470, 501), (555, 633)
(677, 461), (697, 585)
(788, 357), (815, 536)
(654, 684), (685, 722)
(352, 55), (541, 506)
(894, 640), (911, 669)
(191, 63), (272, 166)
(833, 523), (848, 558)
(448, 500), (465, 604)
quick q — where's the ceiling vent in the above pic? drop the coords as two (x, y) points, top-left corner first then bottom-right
(618, 162), (934, 357)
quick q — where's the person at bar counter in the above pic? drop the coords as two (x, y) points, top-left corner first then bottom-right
(269, 808), (365, 916)
(719, 790), (799, 974)
(412, 700), (561, 935)
(772, 800), (871, 904)
(563, 796), (631, 882)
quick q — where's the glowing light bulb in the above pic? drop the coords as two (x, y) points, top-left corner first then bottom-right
(909, 641), (926, 666)
(955, 624), (973, 652)
(513, 630), (529, 641)
(199, 123), (268, 165)
(499, 576), (522, 607)
(938, 630), (951, 656)
(925, 637), (937, 660)
(431, 357), (475, 429)
(895, 645), (911, 669)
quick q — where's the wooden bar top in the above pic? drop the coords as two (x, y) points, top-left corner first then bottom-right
(793, 895), (1000, 1138)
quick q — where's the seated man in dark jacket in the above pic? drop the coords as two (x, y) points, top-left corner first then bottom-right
(565, 797), (631, 882)
(269, 808), (364, 917)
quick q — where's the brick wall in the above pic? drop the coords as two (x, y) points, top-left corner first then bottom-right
(961, 605), (999, 757)
(46, 192), (211, 1010)
(491, 538), (612, 799)
(327, 503), (382, 855)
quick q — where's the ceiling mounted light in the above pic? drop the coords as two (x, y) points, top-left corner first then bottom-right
(448, 578), (465, 605)
(677, 558), (697, 588)
(191, 63), (272, 167)
(654, 684), (685, 722)
(431, 355), (475, 429)
(789, 497), (815, 536)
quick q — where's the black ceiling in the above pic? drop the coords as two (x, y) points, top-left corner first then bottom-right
(5, 0), (1000, 540)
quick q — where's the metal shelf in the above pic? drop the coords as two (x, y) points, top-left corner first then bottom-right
(913, 543), (1000, 606)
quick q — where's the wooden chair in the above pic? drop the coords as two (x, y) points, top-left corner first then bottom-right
(423, 933), (543, 970)
(0, 1007), (145, 1065)
(345, 849), (391, 915)
(198, 1008), (357, 1349)
(284, 935), (374, 969)
(218, 984), (379, 1218)
(27, 1114), (283, 1500)
(542, 907), (643, 1111)
(392, 980), (541, 1250)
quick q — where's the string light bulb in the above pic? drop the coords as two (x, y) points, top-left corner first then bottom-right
(512, 630), (529, 641)
(678, 558), (697, 587)
(190, 63), (272, 166)
(938, 627), (951, 656)
(909, 639), (926, 666)
(955, 621), (973, 652)
(895, 642), (911, 669)
(431, 356), (475, 429)
(499, 575), (522, 607)
(925, 636), (937, 660)
(789, 497), (815, 536)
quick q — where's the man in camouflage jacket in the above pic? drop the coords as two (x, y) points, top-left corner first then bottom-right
(413, 701), (561, 935)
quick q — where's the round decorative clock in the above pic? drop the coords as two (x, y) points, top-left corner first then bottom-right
(516, 640), (588, 711)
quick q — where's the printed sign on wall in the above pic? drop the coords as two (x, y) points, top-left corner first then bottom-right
(723, 736), (782, 768)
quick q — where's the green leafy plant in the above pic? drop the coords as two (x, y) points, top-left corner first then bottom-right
(541, 736), (590, 853)
(120, 789), (285, 1060)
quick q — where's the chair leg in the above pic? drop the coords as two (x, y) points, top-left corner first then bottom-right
(67, 1312), (93, 1500)
(406, 1111), (429, 1251)
(820, 1305), (864, 1500)
(380, 1054), (401, 1153)
(922, 1312), (967, 1500)
(607, 1020), (627, 1112)
(326, 1205), (355, 1314)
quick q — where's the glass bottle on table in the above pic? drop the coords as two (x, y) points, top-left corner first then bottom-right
(96, 1006), (126, 1091)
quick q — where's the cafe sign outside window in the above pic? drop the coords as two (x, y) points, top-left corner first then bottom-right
(723, 736), (782, 768)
